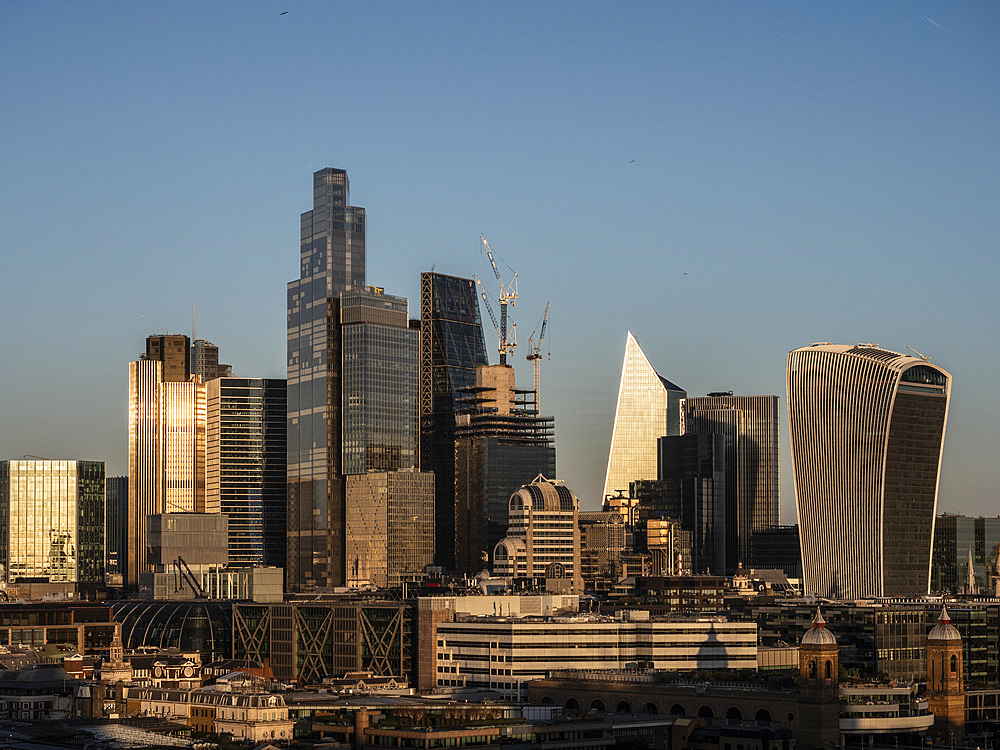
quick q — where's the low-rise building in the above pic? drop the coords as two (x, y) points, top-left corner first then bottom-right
(436, 611), (757, 697)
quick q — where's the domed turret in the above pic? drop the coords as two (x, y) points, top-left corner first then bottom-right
(928, 606), (961, 642)
(801, 606), (837, 646)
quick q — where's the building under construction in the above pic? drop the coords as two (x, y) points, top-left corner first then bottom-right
(453, 364), (555, 577)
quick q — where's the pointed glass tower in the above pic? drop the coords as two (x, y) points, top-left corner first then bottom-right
(603, 332), (685, 501)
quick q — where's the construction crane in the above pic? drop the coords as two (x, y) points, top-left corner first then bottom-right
(476, 234), (518, 365)
(526, 303), (550, 411)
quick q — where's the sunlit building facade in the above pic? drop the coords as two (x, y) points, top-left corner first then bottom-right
(287, 168), (366, 591)
(419, 272), (489, 570)
(345, 469), (435, 588)
(787, 343), (951, 599)
(604, 331), (685, 503)
(206, 378), (287, 568)
(0, 460), (105, 585)
(127, 335), (209, 588)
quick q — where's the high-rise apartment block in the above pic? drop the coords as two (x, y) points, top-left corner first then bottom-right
(682, 394), (779, 569)
(206, 377), (287, 568)
(604, 331), (685, 503)
(454, 365), (555, 576)
(287, 168), (366, 591)
(127, 335), (210, 588)
(787, 343), (951, 599)
(419, 272), (489, 570)
(0, 459), (105, 586)
(345, 469), (435, 588)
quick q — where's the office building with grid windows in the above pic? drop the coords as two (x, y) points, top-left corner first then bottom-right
(206, 377), (287, 568)
(0, 459), (105, 585)
(345, 469), (435, 588)
(787, 343), (951, 599)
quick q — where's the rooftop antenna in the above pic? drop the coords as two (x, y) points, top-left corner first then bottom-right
(192, 300), (196, 343)
(907, 345), (931, 361)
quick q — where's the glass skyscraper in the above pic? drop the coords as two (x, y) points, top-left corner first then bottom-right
(787, 343), (951, 599)
(419, 272), (489, 568)
(682, 394), (779, 570)
(127, 335), (209, 588)
(207, 377), (287, 568)
(603, 331), (685, 503)
(340, 287), (420, 475)
(286, 168), (366, 591)
(0, 459), (105, 585)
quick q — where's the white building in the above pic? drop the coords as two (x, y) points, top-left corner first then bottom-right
(435, 611), (756, 697)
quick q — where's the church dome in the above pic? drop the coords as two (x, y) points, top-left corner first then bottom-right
(928, 606), (962, 642)
(801, 607), (837, 646)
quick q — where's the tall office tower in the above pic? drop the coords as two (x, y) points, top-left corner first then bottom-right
(931, 515), (1000, 594)
(657, 433), (729, 575)
(493, 475), (582, 593)
(454, 365), (555, 576)
(127, 335), (209, 588)
(0, 460), (105, 586)
(207, 378), (287, 568)
(105, 475), (127, 578)
(418, 272), (489, 569)
(287, 167), (366, 592)
(345, 469), (435, 588)
(682, 394), (779, 569)
(340, 287), (420, 474)
(193, 339), (232, 381)
(145, 334), (191, 382)
(787, 343), (951, 599)
(603, 331), (685, 504)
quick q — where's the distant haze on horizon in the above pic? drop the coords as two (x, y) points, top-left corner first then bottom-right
(2, 2), (997, 522)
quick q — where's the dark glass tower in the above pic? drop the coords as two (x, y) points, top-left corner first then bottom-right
(207, 377), (287, 568)
(682, 394), (779, 571)
(287, 168), (366, 591)
(105, 475), (128, 578)
(418, 272), (489, 569)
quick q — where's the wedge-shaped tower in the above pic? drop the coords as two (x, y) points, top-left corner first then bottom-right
(787, 343), (951, 599)
(603, 332), (685, 501)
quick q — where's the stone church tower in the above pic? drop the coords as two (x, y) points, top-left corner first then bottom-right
(927, 606), (965, 742)
(798, 607), (840, 750)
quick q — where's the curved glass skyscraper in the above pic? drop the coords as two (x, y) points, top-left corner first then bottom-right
(787, 343), (951, 599)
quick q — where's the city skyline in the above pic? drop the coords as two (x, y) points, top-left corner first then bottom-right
(2, 3), (998, 520)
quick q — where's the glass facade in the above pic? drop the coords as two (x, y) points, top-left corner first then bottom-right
(787, 344), (951, 598)
(603, 331), (685, 502)
(0, 460), (105, 584)
(206, 378), (287, 568)
(932, 515), (1000, 594)
(105, 476), (127, 577)
(286, 168), (366, 591)
(419, 272), (489, 570)
(345, 469), (435, 588)
(128, 335), (210, 589)
(682, 395), (779, 570)
(340, 288), (419, 475)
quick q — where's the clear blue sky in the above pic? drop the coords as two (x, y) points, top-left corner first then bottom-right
(2, 1), (998, 520)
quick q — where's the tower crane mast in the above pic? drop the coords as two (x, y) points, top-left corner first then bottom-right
(527, 303), (550, 411)
(477, 234), (518, 365)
